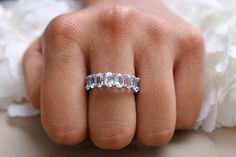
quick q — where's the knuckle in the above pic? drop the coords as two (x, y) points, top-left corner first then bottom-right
(146, 18), (171, 41)
(43, 14), (86, 61)
(100, 5), (137, 34)
(138, 130), (174, 146)
(91, 122), (134, 149)
(45, 14), (74, 41)
(182, 28), (204, 52)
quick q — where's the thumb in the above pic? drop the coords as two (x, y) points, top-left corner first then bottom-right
(23, 38), (43, 110)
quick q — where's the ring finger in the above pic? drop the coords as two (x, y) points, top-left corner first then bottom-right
(88, 36), (136, 149)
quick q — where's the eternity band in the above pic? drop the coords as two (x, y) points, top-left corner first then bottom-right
(85, 72), (140, 93)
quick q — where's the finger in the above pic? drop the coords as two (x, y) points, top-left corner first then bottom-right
(88, 49), (136, 149)
(23, 38), (42, 109)
(175, 34), (205, 129)
(88, 15), (136, 149)
(136, 43), (176, 146)
(41, 18), (88, 145)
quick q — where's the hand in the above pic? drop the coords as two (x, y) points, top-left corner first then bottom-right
(23, 0), (204, 150)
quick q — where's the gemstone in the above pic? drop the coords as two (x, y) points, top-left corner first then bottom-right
(86, 72), (140, 93)
(130, 75), (136, 89)
(90, 74), (95, 89)
(104, 72), (114, 87)
(115, 73), (124, 88)
(124, 74), (132, 89)
(95, 73), (103, 87)
(85, 75), (92, 90)
(133, 77), (140, 93)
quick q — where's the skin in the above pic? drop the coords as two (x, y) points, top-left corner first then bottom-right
(23, 0), (205, 150)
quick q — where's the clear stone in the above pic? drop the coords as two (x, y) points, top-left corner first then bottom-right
(133, 77), (140, 92)
(115, 73), (124, 88)
(86, 72), (140, 93)
(124, 74), (133, 89)
(85, 75), (92, 90)
(130, 75), (136, 89)
(95, 73), (103, 87)
(104, 72), (114, 87)
(90, 74), (95, 89)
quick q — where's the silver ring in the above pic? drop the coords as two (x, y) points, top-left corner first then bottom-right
(85, 72), (140, 93)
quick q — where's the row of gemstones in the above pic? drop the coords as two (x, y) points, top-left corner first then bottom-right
(85, 72), (140, 93)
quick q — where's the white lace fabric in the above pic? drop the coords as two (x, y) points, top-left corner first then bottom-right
(0, 0), (236, 132)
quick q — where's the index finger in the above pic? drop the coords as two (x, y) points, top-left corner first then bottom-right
(41, 16), (88, 145)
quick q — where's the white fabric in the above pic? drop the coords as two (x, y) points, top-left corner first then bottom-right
(166, 0), (236, 132)
(0, 0), (79, 116)
(0, 0), (236, 132)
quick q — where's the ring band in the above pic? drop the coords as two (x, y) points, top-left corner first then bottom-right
(85, 72), (140, 93)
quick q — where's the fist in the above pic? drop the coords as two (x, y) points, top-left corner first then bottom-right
(23, 4), (204, 149)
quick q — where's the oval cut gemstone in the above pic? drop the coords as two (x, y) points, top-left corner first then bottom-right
(95, 73), (103, 87)
(124, 74), (132, 89)
(90, 74), (95, 89)
(104, 72), (114, 87)
(85, 76), (91, 90)
(133, 77), (140, 93)
(86, 75), (94, 90)
(115, 73), (124, 88)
